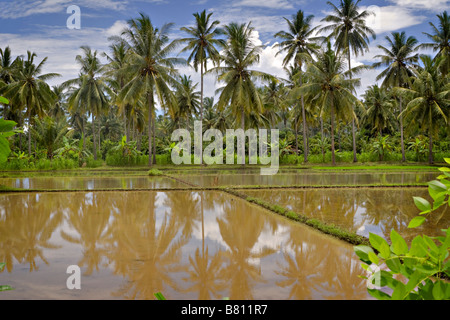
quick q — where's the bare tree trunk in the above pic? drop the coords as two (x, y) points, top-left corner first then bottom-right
(148, 94), (153, 167)
(299, 72), (308, 163)
(399, 96), (406, 162)
(92, 115), (97, 161)
(82, 119), (86, 151)
(241, 106), (245, 167)
(428, 131), (433, 164)
(331, 102), (336, 166)
(321, 117), (325, 162)
(348, 50), (358, 163)
(153, 115), (156, 165)
(28, 115), (32, 156)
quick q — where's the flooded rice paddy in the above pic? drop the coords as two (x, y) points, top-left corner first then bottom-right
(0, 191), (368, 300)
(0, 168), (446, 300)
(174, 171), (438, 187)
(241, 188), (449, 243)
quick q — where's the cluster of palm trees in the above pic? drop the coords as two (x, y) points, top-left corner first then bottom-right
(0, 0), (449, 166)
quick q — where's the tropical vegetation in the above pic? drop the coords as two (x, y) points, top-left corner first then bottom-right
(0, 4), (448, 170)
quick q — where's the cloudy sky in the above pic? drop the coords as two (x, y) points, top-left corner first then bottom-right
(0, 0), (448, 100)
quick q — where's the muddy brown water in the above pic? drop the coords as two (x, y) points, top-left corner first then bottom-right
(177, 171), (438, 187)
(0, 176), (186, 190)
(0, 191), (369, 300)
(242, 188), (450, 243)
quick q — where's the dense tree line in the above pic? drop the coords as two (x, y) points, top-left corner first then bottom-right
(0, 0), (449, 167)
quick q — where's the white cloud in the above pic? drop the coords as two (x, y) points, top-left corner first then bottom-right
(0, 0), (128, 19)
(362, 5), (426, 34)
(231, 0), (295, 9)
(387, 0), (450, 12)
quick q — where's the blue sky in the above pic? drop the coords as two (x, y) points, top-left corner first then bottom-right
(0, 0), (448, 99)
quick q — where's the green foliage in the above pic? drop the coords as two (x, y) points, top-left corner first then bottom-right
(0, 262), (13, 292)
(354, 158), (450, 300)
(371, 135), (392, 161)
(148, 168), (163, 176)
(154, 292), (166, 300)
(0, 96), (18, 164)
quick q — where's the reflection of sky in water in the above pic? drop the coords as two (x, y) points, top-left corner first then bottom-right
(0, 191), (370, 300)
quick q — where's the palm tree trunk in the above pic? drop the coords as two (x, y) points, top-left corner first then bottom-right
(241, 106), (245, 167)
(28, 115), (32, 156)
(92, 115), (97, 161)
(299, 71), (308, 164)
(331, 102), (336, 166)
(148, 93), (153, 167)
(294, 121), (298, 156)
(321, 117), (325, 162)
(200, 61), (204, 124)
(347, 50), (357, 163)
(428, 131), (433, 164)
(153, 115), (157, 165)
(82, 119), (86, 151)
(399, 96), (406, 162)
(124, 109), (128, 143)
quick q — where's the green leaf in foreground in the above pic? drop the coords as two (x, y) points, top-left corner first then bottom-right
(413, 197), (431, 212)
(154, 292), (166, 300)
(0, 96), (9, 105)
(408, 216), (426, 229)
(390, 229), (409, 255)
(0, 285), (13, 292)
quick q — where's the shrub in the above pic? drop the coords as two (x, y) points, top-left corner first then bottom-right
(354, 158), (450, 300)
(148, 168), (163, 176)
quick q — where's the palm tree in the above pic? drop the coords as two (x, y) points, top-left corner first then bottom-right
(174, 75), (201, 130)
(63, 46), (112, 160)
(176, 10), (225, 125)
(396, 55), (449, 164)
(118, 13), (183, 166)
(419, 11), (450, 76)
(362, 85), (395, 137)
(275, 10), (321, 162)
(2, 51), (60, 156)
(294, 42), (363, 165)
(210, 22), (274, 133)
(103, 40), (133, 141)
(373, 31), (419, 162)
(320, 0), (376, 163)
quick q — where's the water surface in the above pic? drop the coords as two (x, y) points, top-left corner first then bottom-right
(0, 176), (186, 190)
(0, 191), (369, 300)
(178, 171), (438, 187)
(242, 188), (449, 242)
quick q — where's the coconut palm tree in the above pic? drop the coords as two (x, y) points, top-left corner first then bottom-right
(396, 55), (449, 164)
(373, 31), (419, 162)
(2, 51), (60, 156)
(320, 0), (376, 163)
(209, 22), (274, 133)
(275, 10), (321, 162)
(63, 46), (112, 160)
(103, 40), (133, 141)
(362, 85), (395, 137)
(174, 75), (201, 130)
(118, 13), (183, 166)
(293, 42), (363, 165)
(419, 11), (450, 76)
(176, 10), (225, 125)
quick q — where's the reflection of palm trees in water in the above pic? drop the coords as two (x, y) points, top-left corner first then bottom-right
(182, 247), (227, 300)
(275, 244), (324, 299)
(61, 193), (111, 275)
(277, 221), (367, 300)
(217, 199), (276, 299)
(108, 192), (188, 300)
(0, 194), (63, 272)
